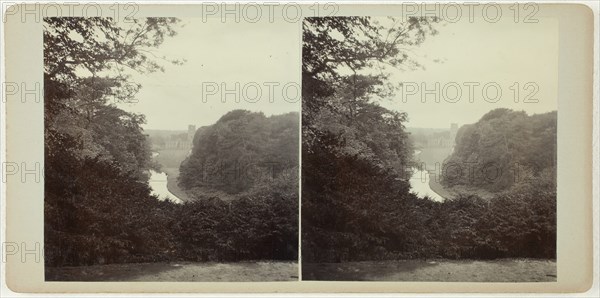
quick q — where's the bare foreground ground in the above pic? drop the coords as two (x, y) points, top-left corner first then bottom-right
(46, 261), (298, 281)
(303, 259), (557, 282)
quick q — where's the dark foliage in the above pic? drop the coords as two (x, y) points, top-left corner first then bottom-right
(179, 110), (299, 194)
(443, 109), (557, 192)
(44, 141), (179, 266)
(44, 17), (182, 267)
(302, 129), (556, 262)
(301, 17), (556, 263)
(175, 194), (298, 261)
(45, 18), (298, 267)
(176, 110), (299, 261)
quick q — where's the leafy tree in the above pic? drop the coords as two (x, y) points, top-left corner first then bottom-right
(175, 110), (299, 261)
(302, 16), (439, 262)
(179, 110), (299, 195)
(301, 17), (556, 264)
(443, 109), (557, 193)
(44, 17), (183, 267)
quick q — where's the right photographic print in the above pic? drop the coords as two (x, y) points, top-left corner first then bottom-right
(301, 13), (558, 282)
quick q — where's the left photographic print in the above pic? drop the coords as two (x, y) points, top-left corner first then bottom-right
(43, 17), (300, 281)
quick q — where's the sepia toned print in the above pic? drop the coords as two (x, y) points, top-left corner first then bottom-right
(43, 17), (299, 281)
(2, 2), (594, 293)
(301, 16), (557, 281)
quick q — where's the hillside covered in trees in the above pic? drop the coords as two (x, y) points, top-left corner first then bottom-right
(442, 109), (557, 194)
(302, 17), (556, 263)
(176, 110), (299, 261)
(179, 110), (299, 196)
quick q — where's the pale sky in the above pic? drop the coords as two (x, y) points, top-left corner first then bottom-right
(117, 18), (301, 130)
(117, 16), (557, 130)
(379, 17), (558, 129)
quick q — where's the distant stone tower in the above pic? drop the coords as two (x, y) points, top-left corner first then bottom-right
(450, 123), (458, 146)
(187, 125), (196, 148)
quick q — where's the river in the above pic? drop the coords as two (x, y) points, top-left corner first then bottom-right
(151, 150), (443, 203)
(409, 150), (445, 202)
(149, 152), (184, 204)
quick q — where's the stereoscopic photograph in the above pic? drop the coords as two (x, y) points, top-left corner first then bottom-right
(2, 2), (591, 293)
(43, 17), (299, 281)
(301, 15), (558, 281)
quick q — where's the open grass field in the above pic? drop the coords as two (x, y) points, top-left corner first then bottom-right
(303, 259), (556, 282)
(46, 261), (298, 281)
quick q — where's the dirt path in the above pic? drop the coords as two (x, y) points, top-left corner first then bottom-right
(303, 259), (556, 282)
(47, 261), (298, 281)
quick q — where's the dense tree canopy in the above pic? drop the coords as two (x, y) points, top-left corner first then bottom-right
(443, 109), (557, 193)
(177, 110), (300, 260)
(45, 18), (299, 266)
(44, 17), (183, 266)
(44, 17), (181, 180)
(179, 110), (299, 194)
(44, 16), (557, 268)
(301, 17), (556, 263)
(302, 16), (439, 262)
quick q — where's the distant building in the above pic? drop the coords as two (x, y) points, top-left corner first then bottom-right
(160, 125), (196, 150)
(421, 124), (459, 148)
(187, 125), (196, 147)
(427, 136), (452, 148)
(164, 137), (187, 149)
(450, 123), (458, 145)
